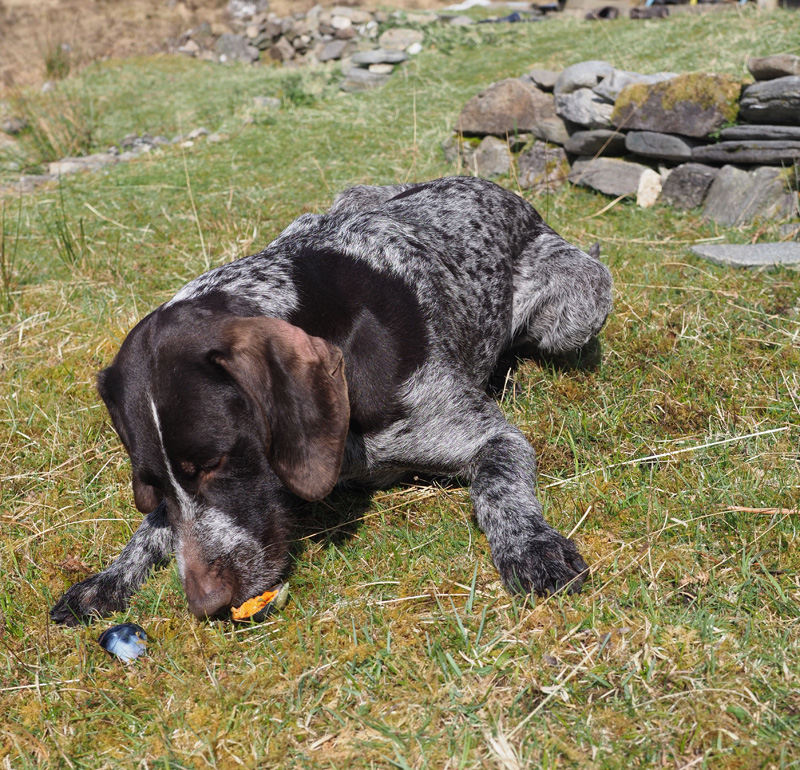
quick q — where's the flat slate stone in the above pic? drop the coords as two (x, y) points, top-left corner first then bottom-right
(740, 76), (800, 125)
(747, 55), (800, 81)
(690, 242), (800, 267)
(525, 68), (559, 92)
(625, 131), (699, 163)
(592, 69), (676, 103)
(720, 124), (800, 141)
(529, 116), (569, 145)
(568, 156), (650, 197)
(554, 60), (614, 95)
(351, 48), (407, 65)
(318, 39), (350, 61)
(612, 73), (741, 138)
(692, 140), (800, 166)
(564, 129), (626, 157)
(702, 165), (794, 226)
(49, 153), (118, 175)
(378, 27), (424, 50)
(457, 79), (557, 136)
(341, 67), (391, 92)
(660, 163), (718, 209)
(555, 88), (614, 130)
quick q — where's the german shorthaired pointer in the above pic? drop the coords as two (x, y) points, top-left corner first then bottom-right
(51, 176), (612, 625)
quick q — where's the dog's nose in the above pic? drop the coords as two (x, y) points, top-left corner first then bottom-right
(184, 566), (233, 620)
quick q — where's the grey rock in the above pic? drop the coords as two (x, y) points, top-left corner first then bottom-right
(692, 140), (800, 166)
(252, 31), (276, 50)
(214, 33), (259, 63)
(368, 63), (394, 75)
(525, 68), (559, 92)
(447, 15), (475, 26)
(269, 36), (295, 61)
(612, 73), (741, 138)
(530, 116), (570, 146)
(441, 134), (476, 166)
(568, 156), (650, 198)
(188, 127), (210, 139)
(178, 40), (200, 56)
(334, 27), (356, 41)
(378, 27), (424, 51)
(702, 165), (794, 226)
(660, 163), (718, 209)
(720, 124), (800, 141)
(341, 67), (391, 92)
(554, 60), (614, 95)
(690, 242), (800, 267)
(517, 142), (569, 193)
(190, 22), (215, 48)
(331, 14), (352, 30)
(457, 79), (557, 137)
(473, 136), (511, 177)
(227, 0), (270, 20)
(318, 39), (349, 61)
(351, 49), (407, 65)
(747, 55), (800, 81)
(49, 153), (118, 176)
(592, 70), (676, 103)
(1, 116), (27, 135)
(625, 131), (699, 163)
(253, 95), (281, 109)
(564, 129), (626, 157)
(13, 174), (55, 193)
(740, 76), (800, 125)
(778, 223), (800, 239)
(555, 88), (614, 130)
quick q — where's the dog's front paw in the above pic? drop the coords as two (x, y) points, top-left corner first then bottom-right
(50, 574), (129, 626)
(494, 529), (589, 597)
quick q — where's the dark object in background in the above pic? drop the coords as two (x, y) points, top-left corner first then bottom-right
(585, 6), (620, 20)
(630, 5), (670, 17)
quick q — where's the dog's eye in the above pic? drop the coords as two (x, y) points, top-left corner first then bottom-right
(199, 456), (224, 472)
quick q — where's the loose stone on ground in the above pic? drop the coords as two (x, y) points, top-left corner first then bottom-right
(690, 242), (800, 267)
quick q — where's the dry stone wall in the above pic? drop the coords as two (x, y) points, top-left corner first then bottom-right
(447, 55), (800, 229)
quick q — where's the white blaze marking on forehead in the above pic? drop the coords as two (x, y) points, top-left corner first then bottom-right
(148, 395), (198, 522)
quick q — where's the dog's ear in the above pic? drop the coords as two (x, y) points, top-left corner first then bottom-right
(98, 366), (162, 514)
(212, 317), (350, 501)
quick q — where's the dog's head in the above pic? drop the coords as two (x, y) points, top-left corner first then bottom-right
(98, 303), (349, 619)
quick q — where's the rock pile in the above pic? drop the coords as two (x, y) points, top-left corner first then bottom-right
(8, 127), (223, 193)
(173, 1), (438, 92)
(446, 54), (800, 228)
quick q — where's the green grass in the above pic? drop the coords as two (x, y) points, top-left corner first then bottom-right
(1, 7), (800, 768)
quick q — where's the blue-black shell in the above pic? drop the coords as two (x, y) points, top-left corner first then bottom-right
(97, 623), (148, 663)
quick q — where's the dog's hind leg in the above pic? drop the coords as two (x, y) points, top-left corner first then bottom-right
(511, 226), (613, 355)
(50, 500), (173, 626)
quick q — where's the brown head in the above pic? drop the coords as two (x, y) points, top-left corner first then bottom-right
(98, 303), (350, 618)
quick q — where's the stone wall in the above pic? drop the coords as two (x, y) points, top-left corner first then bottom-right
(446, 55), (800, 228)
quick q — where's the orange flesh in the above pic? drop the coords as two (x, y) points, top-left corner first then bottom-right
(231, 587), (281, 620)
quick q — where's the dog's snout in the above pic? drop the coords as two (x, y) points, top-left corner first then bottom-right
(184, 561), (234, 619)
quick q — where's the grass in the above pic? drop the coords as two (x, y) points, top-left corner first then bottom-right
(1, 6), (799, 768)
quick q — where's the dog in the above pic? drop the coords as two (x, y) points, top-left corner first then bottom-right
(50, 176), (612, 625)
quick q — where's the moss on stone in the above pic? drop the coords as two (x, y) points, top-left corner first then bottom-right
(612, 73), (741, 128)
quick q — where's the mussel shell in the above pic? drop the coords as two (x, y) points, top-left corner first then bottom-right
(97, 623), (148, 663)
